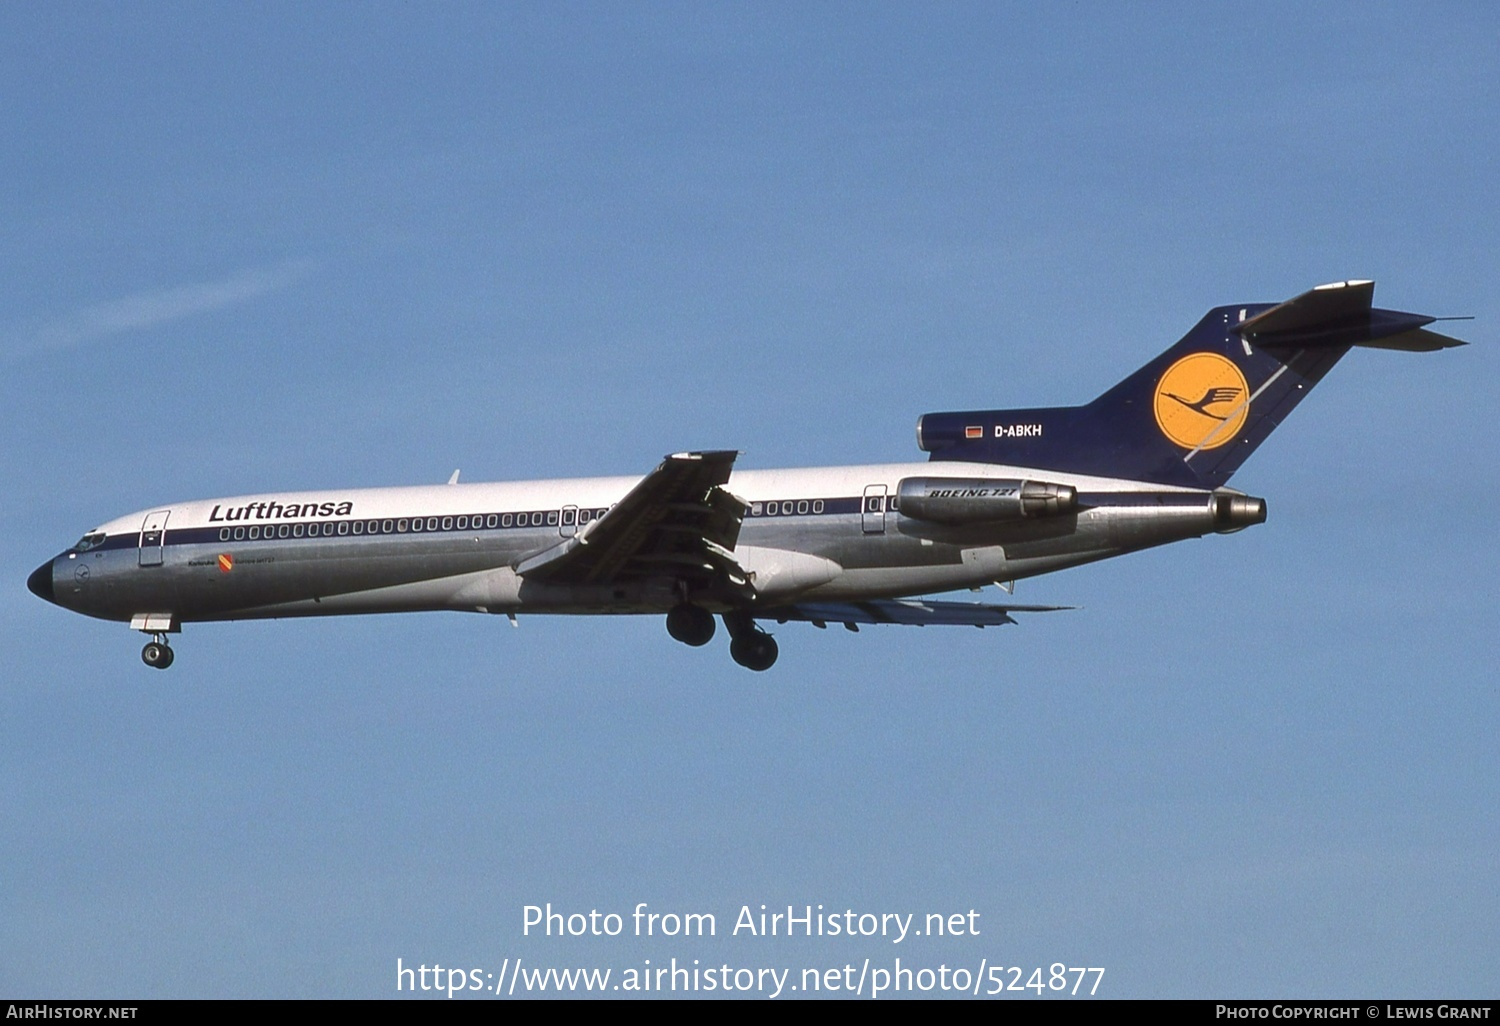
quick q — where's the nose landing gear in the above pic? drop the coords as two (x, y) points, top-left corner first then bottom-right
(141, 635), (175, 669)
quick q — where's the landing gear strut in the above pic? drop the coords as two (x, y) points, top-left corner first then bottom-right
(665, 603), (716, 647)
(723, 611), (778, 671)
(141, 635), (174, 669)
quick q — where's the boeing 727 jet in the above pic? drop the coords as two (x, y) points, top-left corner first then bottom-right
(28, 281), (1465, 670)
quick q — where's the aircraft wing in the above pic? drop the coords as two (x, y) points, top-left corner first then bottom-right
(756, 598), (1072, 630)
(515, 450), (751, 593)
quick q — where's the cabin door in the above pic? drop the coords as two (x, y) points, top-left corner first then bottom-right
(861, 485), (887, 534)
(138, 510), (170, 566)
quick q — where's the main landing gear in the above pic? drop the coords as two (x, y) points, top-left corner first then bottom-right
(724, 611), (778, 672)
(666, 603), (716, 646)
(663, 605), (779, 670)
(141, 635), (175, 669)
(729, 630), (778, 672)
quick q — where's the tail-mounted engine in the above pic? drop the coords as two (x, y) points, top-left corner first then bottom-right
(896, 477), (1077, 525)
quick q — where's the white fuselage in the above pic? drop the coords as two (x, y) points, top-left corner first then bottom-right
(40, 460), (1223, 628)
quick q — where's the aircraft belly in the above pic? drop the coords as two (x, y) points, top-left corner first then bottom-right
(230, 573), (687, 619)
(108, 533), (543, 621)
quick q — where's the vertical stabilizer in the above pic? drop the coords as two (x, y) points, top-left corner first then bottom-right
(916, 281), (1464, 488)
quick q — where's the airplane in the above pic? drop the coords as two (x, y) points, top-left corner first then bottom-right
(27, 280), (1466, 671)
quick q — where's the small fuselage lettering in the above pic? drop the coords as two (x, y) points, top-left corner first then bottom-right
(925, 488), (1018, 499)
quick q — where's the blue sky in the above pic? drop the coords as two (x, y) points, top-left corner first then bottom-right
(2, 2), (1496, 999)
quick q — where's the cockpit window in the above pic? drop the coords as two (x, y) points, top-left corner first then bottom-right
(71, 533), (107, 552)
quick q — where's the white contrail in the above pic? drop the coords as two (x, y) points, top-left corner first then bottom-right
(9, 258), (314, 360)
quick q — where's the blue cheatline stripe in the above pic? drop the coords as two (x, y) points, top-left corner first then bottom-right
(88, 496), (871, 552)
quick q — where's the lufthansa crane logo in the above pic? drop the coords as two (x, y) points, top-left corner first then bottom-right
(1153, 352), (1250, 450)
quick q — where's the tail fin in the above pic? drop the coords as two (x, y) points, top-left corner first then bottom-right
(916, 281), (1466, 488)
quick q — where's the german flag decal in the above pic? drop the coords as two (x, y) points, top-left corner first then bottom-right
(217, 553), (234, 573)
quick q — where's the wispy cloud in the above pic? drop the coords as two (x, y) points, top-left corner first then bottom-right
(7, 259), (315, 361)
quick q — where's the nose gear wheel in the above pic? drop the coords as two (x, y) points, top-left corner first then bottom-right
(141, 635), (174, 669)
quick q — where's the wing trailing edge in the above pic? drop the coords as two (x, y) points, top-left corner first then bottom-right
(515, 450), (751, 595)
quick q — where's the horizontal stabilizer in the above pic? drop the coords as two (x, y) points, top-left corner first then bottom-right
(1233, 279), (1465, 350)
(1358, 326), (1468, 352)
(757, 598), (1070, 629)
(1235, 279), (1374, 336)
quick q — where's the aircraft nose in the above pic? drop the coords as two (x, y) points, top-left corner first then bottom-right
(27, 560), (56, 604)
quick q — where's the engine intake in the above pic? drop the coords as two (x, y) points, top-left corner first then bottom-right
(897, 477), (1077, 525)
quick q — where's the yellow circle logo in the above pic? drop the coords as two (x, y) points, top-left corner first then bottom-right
(1153, 353), (1249, 450)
